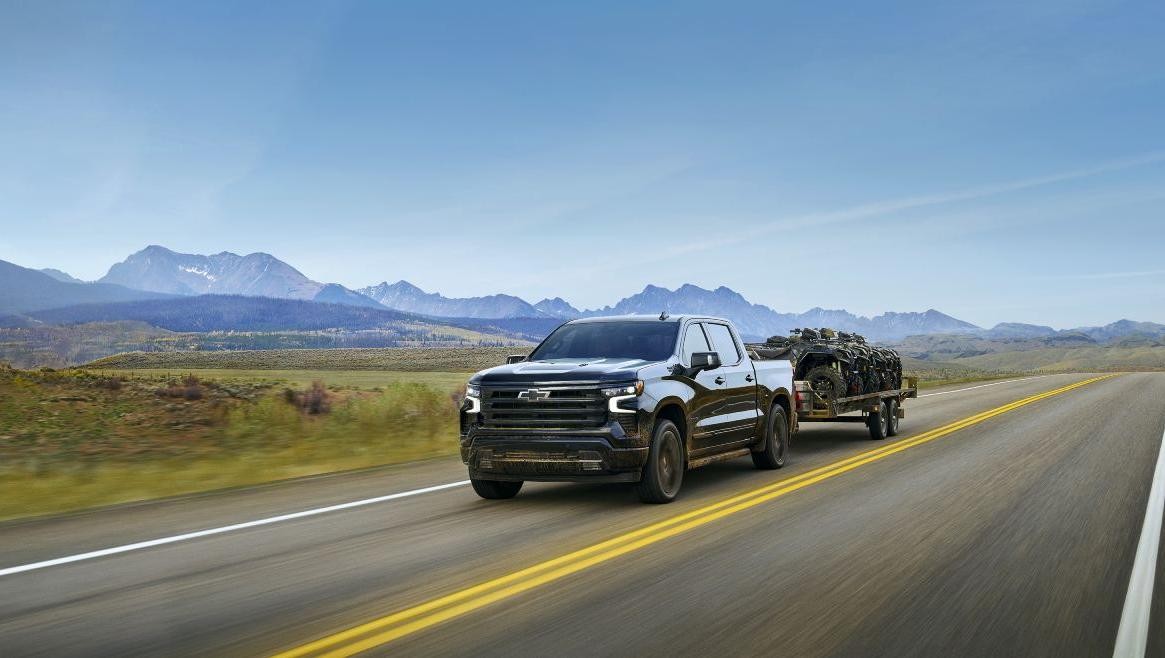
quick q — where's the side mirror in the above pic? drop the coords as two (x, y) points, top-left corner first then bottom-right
(690, 351), (721, 373)
(505, 354), (527, 364)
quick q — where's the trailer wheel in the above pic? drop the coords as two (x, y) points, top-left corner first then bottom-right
(886, 398), (900, 436)
(752, 405), (788, 470)
(637, 419), (684, 504)
(867, 401), (889, 440)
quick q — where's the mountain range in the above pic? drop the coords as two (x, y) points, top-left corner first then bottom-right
(358, 281), (545, 319)
(3, 245), (1162, 344)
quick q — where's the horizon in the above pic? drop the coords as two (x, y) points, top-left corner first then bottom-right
(5, 244), (1159, 332)
(2, 2), (1164, 328)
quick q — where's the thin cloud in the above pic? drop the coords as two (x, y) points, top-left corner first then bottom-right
(560, 150), (1165, 280)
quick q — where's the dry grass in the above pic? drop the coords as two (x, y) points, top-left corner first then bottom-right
(0, 366), (462, 521)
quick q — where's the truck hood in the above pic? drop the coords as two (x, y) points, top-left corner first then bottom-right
(471, 358), (654, 386)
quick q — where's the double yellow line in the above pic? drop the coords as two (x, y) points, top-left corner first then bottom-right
(275, 375), (1115, 658)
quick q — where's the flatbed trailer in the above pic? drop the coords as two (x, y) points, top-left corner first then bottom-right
(793, 376), (918, 440)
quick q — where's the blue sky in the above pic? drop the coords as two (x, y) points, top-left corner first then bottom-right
(1, 0), (1163, 328)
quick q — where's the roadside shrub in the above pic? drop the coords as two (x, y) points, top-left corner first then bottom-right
(303, 381), (330, 414)
(155, 374), (205, 400)
(281, 381), (331, 414)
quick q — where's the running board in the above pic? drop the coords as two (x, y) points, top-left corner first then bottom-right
(688, 448), (752, 469)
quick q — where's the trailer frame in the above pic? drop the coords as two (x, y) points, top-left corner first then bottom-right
(794, 376), (918, 439)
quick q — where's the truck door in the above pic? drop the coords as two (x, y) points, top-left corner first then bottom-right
(702, 322), (760, 446)
(679, 321), (725, 453)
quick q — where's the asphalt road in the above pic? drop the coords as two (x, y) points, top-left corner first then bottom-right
(2, 373), (1164, 657)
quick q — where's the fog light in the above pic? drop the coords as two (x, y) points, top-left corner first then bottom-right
(579, 450), (602, 471)
(479, 449), (493, 469)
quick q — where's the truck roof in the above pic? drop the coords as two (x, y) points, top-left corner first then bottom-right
(567, 314), (731, 324)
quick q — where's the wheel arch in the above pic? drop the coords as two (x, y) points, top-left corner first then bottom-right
(770, 388), (794, 434)
(652, 400), (689, 464)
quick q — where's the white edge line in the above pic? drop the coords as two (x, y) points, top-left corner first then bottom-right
(0, 480), (470, 578)
(918, 375), (1053, 397)
(1113, 426), (1165, 657)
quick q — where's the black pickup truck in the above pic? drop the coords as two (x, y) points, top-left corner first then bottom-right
(460, 315), (795, 503)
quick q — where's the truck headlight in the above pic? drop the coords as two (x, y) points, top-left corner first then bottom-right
(464, 384), (481, 413)
(603, 381), (643, 414)
(601, 381), (644, 397)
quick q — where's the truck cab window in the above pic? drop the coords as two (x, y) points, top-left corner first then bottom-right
(682, 323), (711, 363)
(704, 323), (740, 364)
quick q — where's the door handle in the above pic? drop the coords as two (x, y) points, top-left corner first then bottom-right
(745, 374), (754, 382)
(714, 376), (725, 385)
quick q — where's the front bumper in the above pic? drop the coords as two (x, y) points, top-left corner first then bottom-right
(461, 424), (649, 483)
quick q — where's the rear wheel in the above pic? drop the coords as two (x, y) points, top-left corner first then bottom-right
(752, 405), (788, 470)
(886, 398), (900, 436)
(637, 419), (684, 504)
(867, 400), (889, 440)
(470, 478), (523, 500)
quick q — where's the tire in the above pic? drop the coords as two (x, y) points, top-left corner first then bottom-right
(804, 365), (846, 404)
(886, 398), (900, 436)
(637, 419), (684, 504)
(470, 478), (523, 500)
(867, 400), (889, 440)
(752, 405), (789, 470)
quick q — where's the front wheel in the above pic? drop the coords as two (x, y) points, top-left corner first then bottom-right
(637, 419), (684, 504)
(471, 478), (523, 500)
(886, 398), (900, 436)
(752, 405), (789, 470)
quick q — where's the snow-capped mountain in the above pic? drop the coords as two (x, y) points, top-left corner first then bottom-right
(99, 246), (383, 308)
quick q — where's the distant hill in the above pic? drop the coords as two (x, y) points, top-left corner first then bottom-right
(954, 345), (1165, 373)
(39, 268), (84, 283)
(0, 259), (170, 315)
(312, 283), (386, 309)
(1069, 319), (1165, 343)
(20, 294), (412, 332)
(100, 245), (382, 308)
(7, 294), (561, 341)
(891, 321), (1165, 374)
(981, 322), (1058, 339)
(358, 280), (547, 318)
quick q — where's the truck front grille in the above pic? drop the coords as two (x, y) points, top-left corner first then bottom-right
(479, 386), (607, 429)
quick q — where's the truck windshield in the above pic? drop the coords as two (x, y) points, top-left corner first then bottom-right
(529, 321), (680, 362)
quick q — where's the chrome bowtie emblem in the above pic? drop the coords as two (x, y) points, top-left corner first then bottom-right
(517, 389), (551, 401)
